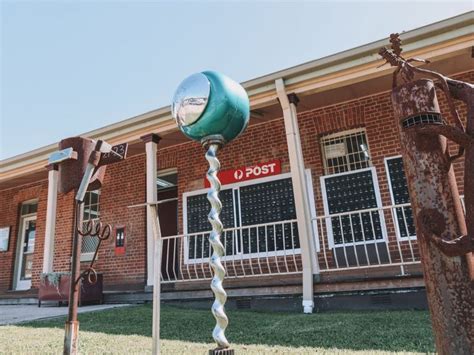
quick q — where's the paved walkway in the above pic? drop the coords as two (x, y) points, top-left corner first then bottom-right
(0, 304), (130, 325)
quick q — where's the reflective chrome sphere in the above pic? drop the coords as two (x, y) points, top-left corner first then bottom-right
(171, 73), (210, 127)
(172, 71), (250, 144)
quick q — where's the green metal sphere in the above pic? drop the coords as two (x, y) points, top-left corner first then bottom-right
(172, 71), (250, 144)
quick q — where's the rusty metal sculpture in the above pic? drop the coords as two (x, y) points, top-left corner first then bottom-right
(77, 219), (111, 285)
(53, 137), (127, 355)
(379, 34), (474, 257)
(379, 34), (473, 355)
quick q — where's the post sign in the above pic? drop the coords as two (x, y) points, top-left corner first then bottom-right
(204, 160), (281, 187)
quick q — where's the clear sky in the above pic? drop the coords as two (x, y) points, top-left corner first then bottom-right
(1, 1), (472, 160)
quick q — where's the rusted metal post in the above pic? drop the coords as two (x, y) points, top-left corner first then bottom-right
(391, 79), (473, 354)
(64, 201), (83, 354)
(58, 137), (126, 355)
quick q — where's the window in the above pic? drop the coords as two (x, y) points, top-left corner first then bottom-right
(21, 201), (38, 216)
(321, 167), (386, 247)
(183, 172), (314, 262)
(320, 130), (386, 248)
(81, 190), (100, 261)
(321, 128), (371, 175)
(385, 156), (416, 239)
(157, 172), (177, 191)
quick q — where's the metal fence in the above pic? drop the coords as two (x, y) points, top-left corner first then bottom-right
(160, 220), (302, 283)
(160, 202), (428, 283)
(315, 203), (420, 275)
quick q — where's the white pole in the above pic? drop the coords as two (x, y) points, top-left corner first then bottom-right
(149, 204), (162, 355)
(141, 134), (160, 287)
(42, 164), (59, 273)
(275, 78), (318, 314)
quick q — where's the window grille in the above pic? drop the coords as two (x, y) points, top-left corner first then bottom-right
(385, 157), (416, 239)
(321, 129), (371, 175)
(320, 167), (386, 247)
(184, 175), (300, 261)
(81, 190), (100, 259)
(402, 113), (443, 128)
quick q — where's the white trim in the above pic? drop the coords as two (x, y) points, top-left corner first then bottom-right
(21, 198), (39, 206)
(80, 252), (95, 262)
(320, 166), (387, 249)
(182, 170), (317, 263)
(305, 170), (320, 252)
(157, 168), (177, 177)
(15, 215), (37, 290)
(320, 127), (367, 141)
(42, 168), (58, 273)
(384, 156), (417, 241)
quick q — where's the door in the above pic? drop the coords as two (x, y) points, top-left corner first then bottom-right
(156, 172), (179, 281)
(16, 216), (37, 290)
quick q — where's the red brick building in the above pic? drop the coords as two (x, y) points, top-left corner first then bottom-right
(0, 13), (472, 311)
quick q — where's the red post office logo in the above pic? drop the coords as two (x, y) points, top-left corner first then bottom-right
(204, 160), (281, 187)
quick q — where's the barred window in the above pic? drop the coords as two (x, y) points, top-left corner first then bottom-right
(321, 129), (371, 175)
(385, 157), (416, 239)
(320, 129), (387, 250)
(81, 190), (100, 260)
(184, 174), (302, 262)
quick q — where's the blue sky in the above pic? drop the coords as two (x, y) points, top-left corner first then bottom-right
(1, 1), (472, 160)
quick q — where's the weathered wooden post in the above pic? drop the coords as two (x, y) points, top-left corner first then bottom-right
(380, 34), (473, 355)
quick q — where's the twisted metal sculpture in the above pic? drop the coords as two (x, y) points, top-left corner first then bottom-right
(205, 143), (230, 349)
(75, 204), (111, 285)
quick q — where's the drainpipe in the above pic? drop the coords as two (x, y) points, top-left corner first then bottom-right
(42, 163), (59, 273)
(141, 133), (161, 288)
(276, 78), (318, 313)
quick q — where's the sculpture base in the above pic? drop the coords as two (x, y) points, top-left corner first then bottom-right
(209, 348), (234, 355)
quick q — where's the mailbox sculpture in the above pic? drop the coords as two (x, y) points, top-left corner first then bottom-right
(49, 137), (127, 355)
(172, 71), (249, 355)
(379, 34), (473, 354)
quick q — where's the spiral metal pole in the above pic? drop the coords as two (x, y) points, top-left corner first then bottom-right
(205, 143), (230, 349)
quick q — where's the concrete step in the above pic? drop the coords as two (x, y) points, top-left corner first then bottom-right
(0, 297), (38, 305)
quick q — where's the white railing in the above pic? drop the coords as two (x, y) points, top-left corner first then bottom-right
(159, 204), (422, 283)
(314, 203), (420, 276)
(160, 198), (470, 283)
(160, 219), (302, 283)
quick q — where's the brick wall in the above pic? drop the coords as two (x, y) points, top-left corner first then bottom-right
(0, 70), (471, 293)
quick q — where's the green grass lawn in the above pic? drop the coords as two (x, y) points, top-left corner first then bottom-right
(0, 304), (434, 354)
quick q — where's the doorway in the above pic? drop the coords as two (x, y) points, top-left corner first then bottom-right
(157, 172), (178, 281)
(14, 201), (38, 290)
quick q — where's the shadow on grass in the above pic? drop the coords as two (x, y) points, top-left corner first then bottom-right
(19, 304), (434, 353)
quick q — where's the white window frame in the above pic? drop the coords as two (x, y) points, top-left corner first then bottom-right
(320, 127), (371, 175)
(384, 155), (417, 241)
(320, 166), (387, 249)
(183, 169), (318, 264)
(80, 190), (100, 262)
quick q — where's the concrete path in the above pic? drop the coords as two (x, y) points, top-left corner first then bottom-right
(0, 304), (130, 325)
